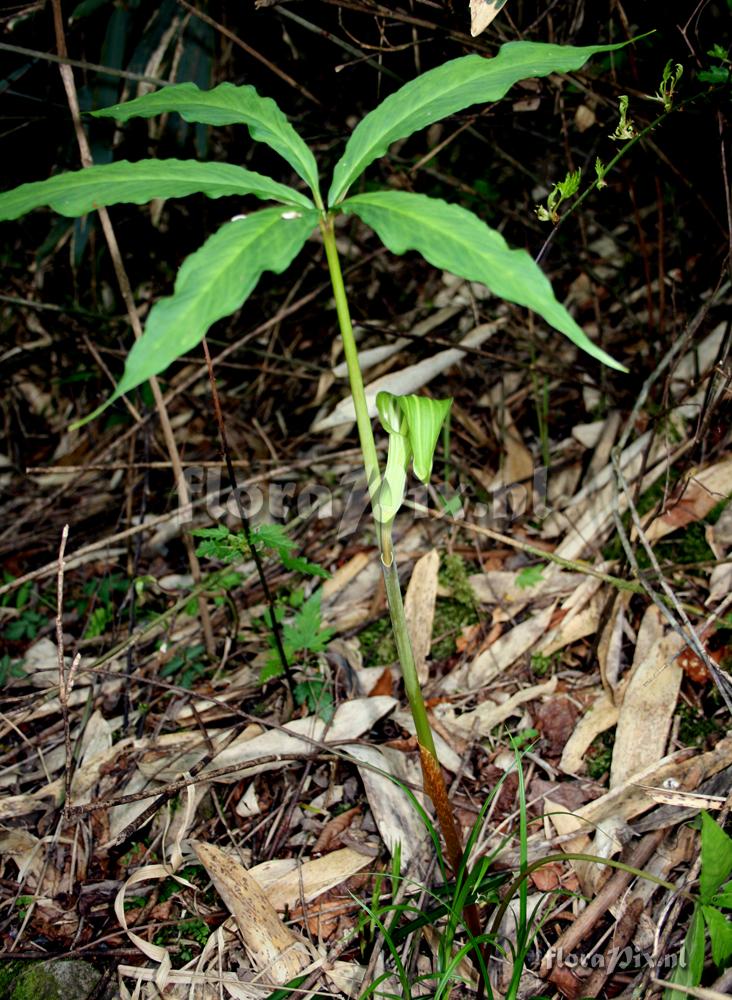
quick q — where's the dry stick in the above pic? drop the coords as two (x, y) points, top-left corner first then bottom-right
(55, 525), (81, 812)
(176, 0), (321, 106)
(542, 829), (667, 986)
(0, 40), (172, 86)
(50, 0), (216, 658)
(611, 451), (732, 713)
(201, 338), (296, 710)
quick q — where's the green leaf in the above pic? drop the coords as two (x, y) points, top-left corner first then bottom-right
(663, 907), (705, 1000)
(281, 553), (330, 579)
(76, 207), (317, 425)
(193, 525), (247, 563)
(282, 590), (334, 656)
(701, 811), (732, 902)
(398, 394), (452, 483)
(515, 564), (546, 589)
(713, 881), (732, 909)
(703, 904), (732, 966)
(0, 159), (313, 221)
(294, 678), (335, 722)
(251, 522), (297, 556)
(93, 83), (320, 198)
(262, 590), (334, 679)
(328, 40), (628, 205)
(343, 191), (624, 371)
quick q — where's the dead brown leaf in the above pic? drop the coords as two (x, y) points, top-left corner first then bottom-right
(312, 805), (361, 854)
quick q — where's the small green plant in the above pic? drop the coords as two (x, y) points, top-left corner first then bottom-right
(594, 156), (608, 189)
(699, 44), (731, 85)
(78, 573), (129, 638)
(609, 94), (637, 141)
(665, 812), (732, 999)
(0, 39), (634, 984)
(536, 168), (581, 224)
(160, 642), (208, 689)
(263, 589), (335, 720)
(0, 653), (25, 686)
(154, 915), (210, 964)
(193, 522), (328, 578)
(530, 650), (559, 677)
(586, 731), (615, 779)
(14, 895), (35, 921)
(653, 59), (683, 111)
(0, 578), (49, 643)
(515, 564), (546, 590)
(194, 523), (335, 718)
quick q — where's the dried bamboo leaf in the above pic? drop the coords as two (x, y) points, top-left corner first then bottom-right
(192, 841), (310, 985)
(404, 548), (440, 683)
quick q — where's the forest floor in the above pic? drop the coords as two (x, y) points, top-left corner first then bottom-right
(1, 2), (731, 998)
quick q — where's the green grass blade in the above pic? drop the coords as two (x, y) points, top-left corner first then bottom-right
(75, 206), (317, 426)
(343, 190), (625, 370)
(0, 159), (314, 220)
(328, 40), (628, 205)
(93, 82), (320, 198)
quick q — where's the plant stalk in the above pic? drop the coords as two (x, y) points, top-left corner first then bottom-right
(320, 215), (380, 501)
(320, 214), (485, 958)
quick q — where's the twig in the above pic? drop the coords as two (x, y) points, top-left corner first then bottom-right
(176, 0), (321, 105)
(0, 40), (173, 86)
(611, 450), (732, 713)
(55, 525), (81, 812)
(50, 0), (216, 659)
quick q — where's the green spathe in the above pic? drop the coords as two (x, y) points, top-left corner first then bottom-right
(375, 392), (452, 523)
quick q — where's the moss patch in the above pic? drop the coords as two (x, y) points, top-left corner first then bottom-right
(603, 484), (730, 568)
(0, 960), (107, 1000)
(586, 731), (614, 780)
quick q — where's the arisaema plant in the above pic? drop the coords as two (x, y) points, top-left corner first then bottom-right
(0, 37), (630, 974)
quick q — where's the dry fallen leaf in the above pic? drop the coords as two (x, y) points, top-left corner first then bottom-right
(442, 604), (554, 693)
(642, 456), (732, 542)
(249, 845), (372, 910)
(469, 0), (508, 37)
(404, 547), (440, 683)
(192, 841), (310, 985)
(609, 631), (683, 789)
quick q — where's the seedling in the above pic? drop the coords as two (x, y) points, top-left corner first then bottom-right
(193, 522), (335, 718)
(0, 38), (632, 976)
(700, 44), (731, 85)
(535, 168), (581, 224)
(653, 59), (684, 112)
(609, 93), (637, 141)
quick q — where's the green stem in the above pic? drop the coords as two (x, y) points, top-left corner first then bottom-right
(320, 214), (380, 502)
(381, 540), (438, 758)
